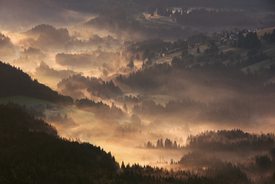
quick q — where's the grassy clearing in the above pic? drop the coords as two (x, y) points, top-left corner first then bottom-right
(263, 47), (275, 57)
(243, 27), (275, 37)
(242, 58), (275, 73)
(0, 95), (96, 126)
(68, 106), (95, 124)
(155, 51), (182, 64)
(189, 44), (208, 55)
(134, 12), (180, 31)
(0, 96), (57, 107)
(144, 12), (177, 26)
(256, 27), (275, 37)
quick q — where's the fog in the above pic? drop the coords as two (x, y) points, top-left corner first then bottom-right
(1, 0), (275, 182)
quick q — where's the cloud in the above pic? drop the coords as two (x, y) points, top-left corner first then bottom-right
(22, 47), (44, 57)
(24, 24), (71, 50)
(0, 33), (17, 60)
(64, 34), (121, 52)
(35, 61), (78, 78)
(55, 53), (96, 67)
(57, 74), (123, 100)
(12, 56), (38, 72)
(55, 51), (120, 68)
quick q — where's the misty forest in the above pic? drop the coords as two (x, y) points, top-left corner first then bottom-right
(0, 0), (275, 183)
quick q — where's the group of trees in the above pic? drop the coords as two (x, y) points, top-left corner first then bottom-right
(146, 138), (178, 149)
(195, 49), (239, 63)
(263, 29), (275, 43)
(117, 161), (252, 184)
(133, 98), (204, 118)
(171, 39), (218, 66)
(144, 129), (275, 152)
(237, 32), (261, 49)
(0, 104), (120, 183)
(75, 98), (124, 119)
(235, 50), (269, 69)
(115, 94), (145, 104)
(85, 7), (199, 41)
(58, 74), (123, 99)
(127, 38), (188, 62)
(186, 129), (275, 151)
(178, 151), (223, 168)
(132, 92), (275, 123)
(171, 50), (195, 66)
(118, 60), (275, 123)
(114, 124), (142, 137)
(2, 103), (267, 183)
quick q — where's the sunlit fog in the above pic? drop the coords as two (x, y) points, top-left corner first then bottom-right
(1, 0), (275, 183)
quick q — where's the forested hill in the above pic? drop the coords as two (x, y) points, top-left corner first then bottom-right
(0, 105), (253, 184)
(0, 104), (119, 183)
(0, 61), (73, 104)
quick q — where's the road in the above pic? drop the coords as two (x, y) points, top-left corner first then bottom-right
(142, 12), (149, 20)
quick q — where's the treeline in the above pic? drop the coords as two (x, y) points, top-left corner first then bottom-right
(0, 104), (262, 184)
(263, 29), (275, 43)
(133, 96), (275, 123)
(186, 129), (275, 151)
(117, 161), (252, 184)
(0, 103), (57, 136)
(116, 60), (275, 93)
(145, 138), (179, 149)
(84, 8), (199, 41)
(144, 129), (275, 152)
(75, 98), (124, 119)
(116, 63), (172, 90)
(179, 150), (275, 182)
(58, 74), (123, 99)
(115, 94), (145, 104)
(133, 99), (205, 118)
(127, 38), (188, 57)
(172, 32), (263, 65)
(178, 151), (224, 168)
(0, 61), (73, 104)
(0, 104), (119, 183)
(237, 32), (261, 49)
(113, 123), (142, 137)
(126, 34), (210, 64)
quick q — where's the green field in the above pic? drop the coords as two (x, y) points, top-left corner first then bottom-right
(0, 95), (96, 124)
(242, 58), (275, 73)
(0, 96), (57, 107)
(263, 46), (275, 57)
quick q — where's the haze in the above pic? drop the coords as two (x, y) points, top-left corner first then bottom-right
(1, 0), (275, 183)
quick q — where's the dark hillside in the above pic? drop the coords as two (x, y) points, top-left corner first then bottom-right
(0, 61), (73, 104)
(0, 104), (119, 183)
